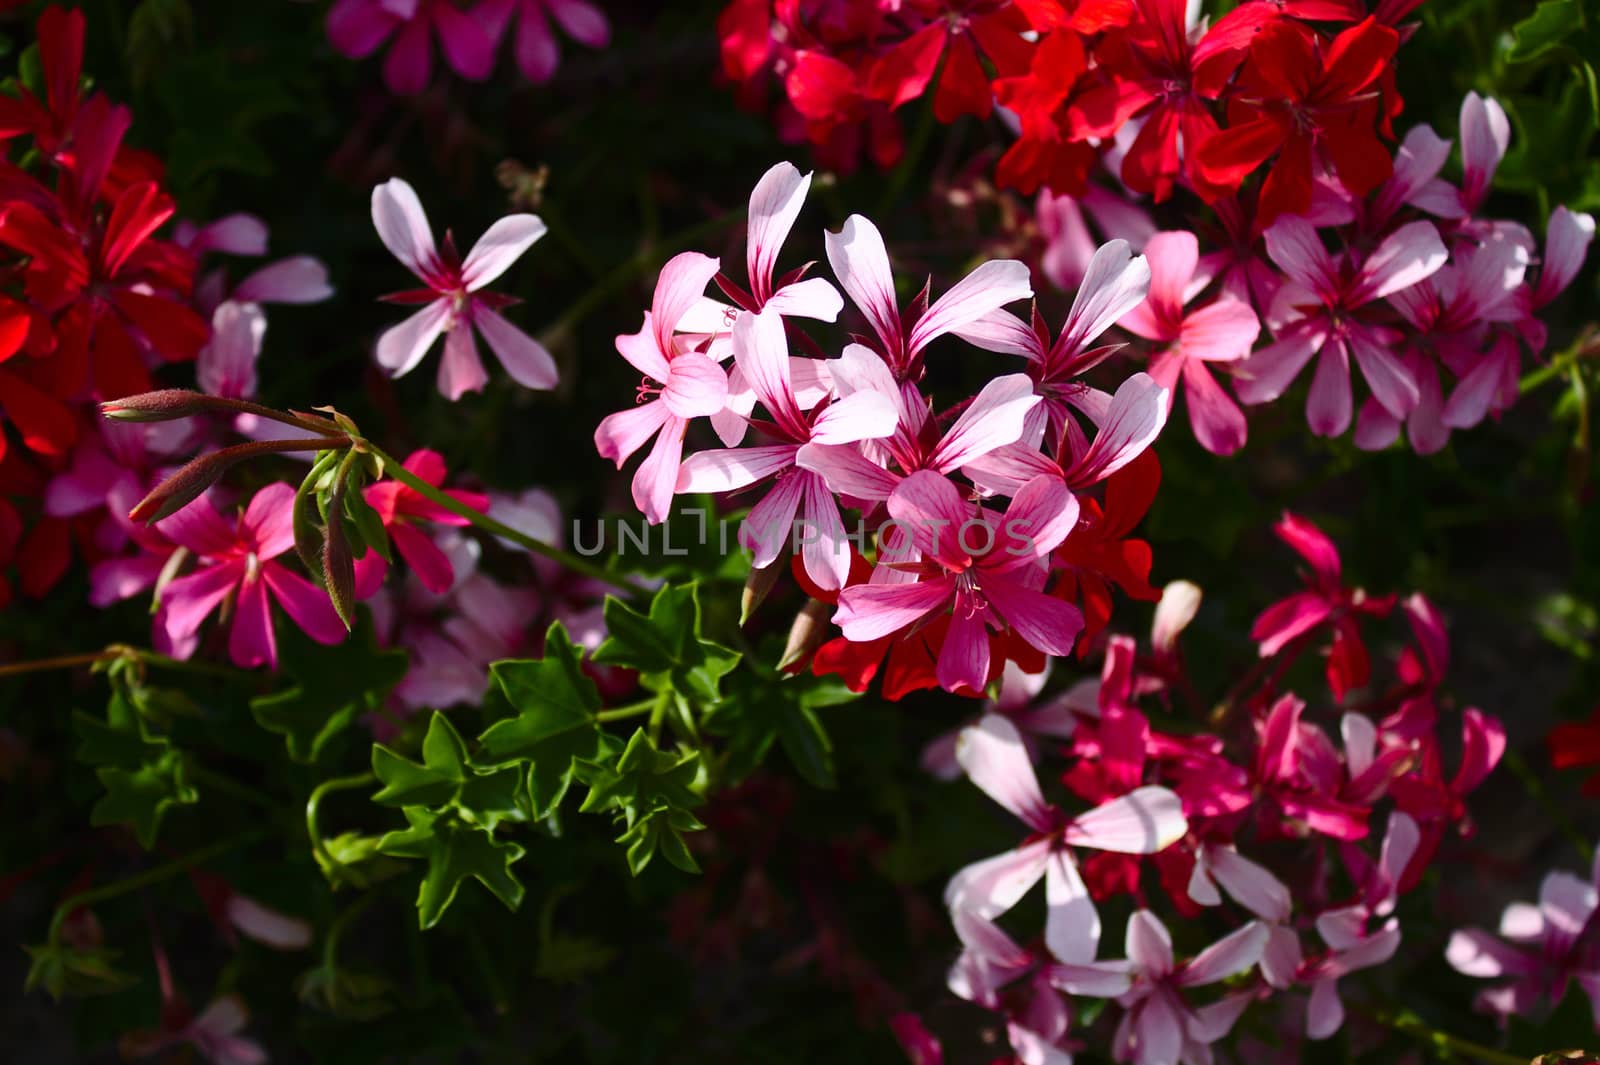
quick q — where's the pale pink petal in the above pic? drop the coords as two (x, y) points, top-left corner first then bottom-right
(546, 0), (609, 46)
(1047, 959), (1134, 997)
(1459, 92), (1510, 210)
(1261, 925), (1303, 990)
(1151, 581), (1202, 654)
(810, 390), (898, 445)
(1348, 329), (1419, 418)
(1056, 239), (1152, 360)
(765, 276), (844, 321)
(1181, 358), (1248, 456)
(160, 561), (244, 641)
(192, 995), (252, 1038)
(90, 555), (165, 606)
(1064, 786), (1187, 854)
(835, 576), (954, 641)
(1188, 991), (1255, 1043)
(437, 325), (489, 400)
(371, 177), (438, 277)
(228, 572), (276, 668)
(956, 714), (1054, 832)
(1541, 870), (1599, 940)
(1125, 909), (1175, 975)
(732, 307), (802, 430)
(615, 313), (671, 381)
(1044, 849), (1101, 964)
(1233, 325), (1323, 405)
(1445, 928), (1533, 978)
(263, 563), (347, 645)
(953, 308), (1046, 359)
(1133, 990), (1185, 1065)
(633, 415), (687, 524)
(1353, 221), (1448, 305)
(472, 305), (558, 389)
(184, 213), (269, 256)
(929, 374), (1041, 471)
(1535, 207), (1596, 306)
(799, 472), (851, 591)
(1206, 847), (1291, 922)
(747, 162), (811, 299)
(1382, 124), (1453, 211)
(459, 216), (545, 292)
(961, 442), (1063, 499)
(1306, 977), (1345, 1040)
(594, 399), (669, 465)
(375, 299), (451, 378)
(1180, 297), (1259, 362)
(651, 251), (722, 343)
(795, 442), (900, 501)
(233, 257), (334, 304)
(908, 259), (1034, 356)
(739, 469), (806, 568)
(888, 470), (977, 569)
(677, 445), (796, 493)
(1354, 396), (1402, 450)
(1137, 230), (1200, 326)
(825, 215), (903, 354)
(1306, 339), (1353, 437)
(944, 839), (1053, 919)
(1263, 217), (1339, 299)
(1062, 372), (1169, 488)
(225, 897), (312, 950)
(662, 352), (730, 419)
(1179, 920), (1268, 987)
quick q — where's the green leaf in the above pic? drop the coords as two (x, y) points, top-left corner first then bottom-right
(704, 670), (856, 788)
(376, 808), (527, 929)
(371, 712), (469, 808)
(24, 943), (138, 1001)
(573, 729), (703, 833)
(251, 612), (408, 764)
(1509, 0), (1587, 64)
(617, 807), (705, 875)
(90, 752), (198, 848)
(593, 584), (740, 705)
(478, 624), (605, 816)
(72, 705), (166, 767)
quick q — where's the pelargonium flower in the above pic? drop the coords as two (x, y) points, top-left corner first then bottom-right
(477, 0), (611, 84)
(155, 484), (346, 669)
(371, 177), (558, 400)
(353, 449), (489, 597)
(327, 0), (497, 96)
(121, 994), (267, 1065)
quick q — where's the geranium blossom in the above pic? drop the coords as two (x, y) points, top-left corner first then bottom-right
(326, 0), (497, 95)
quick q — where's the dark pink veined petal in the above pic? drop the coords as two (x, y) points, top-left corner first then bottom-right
(731, 307), (803, 433)
(376, 298), (451, 378)
(650, 251), (722, 353)
(400, 448), (448, 488)
(662, 351), (729, 419)
(994, 473), (1078, 564)
(943, 839), (1053, 919)
(1179, 297), (1259, 363)
(1306, 338), (1353, 437)
(952, 308), (1047, 360)
(1451, 707), (1505, 796)
(1458, 92), (1510, 211)
(795, 442), (900, 501)
(1347, 328), (1419, 420)
(1061, 372), (1169, 488)
(1053, 239), (1151, 366)
(799, 472), (851, 592)
(937, 597), (989, 693)
(1043, 849), (1102, 965)
(159, 560), (244, 642)
(835, 576), (954, 642)
(432, 0), (498, 80)
(746, 162), (811, 302)
(461, 215), (546, 291)
(1453, 239), (1527, 322)
(955, 714), (1054, 833)
(1251, 590), (1333, 656)
(370, 177), (438, 278)
(240, 482), (297, 559)
(1273, 511), (1342, 587)
(1263, 217), (1339, 300)
(233, 257), (334, 305)
(929, 374), (1040, 471)
(1178, 920), (1267, 987)
(738, 464), (806, 568)
(594, 400), (669, 466)
(1257, 694), (1304, 784)
(1182, 358), (1248, 456)
(157, 492), (240, 557)
(228, 570), (276, 669)
(809, 390), (898, 446)
(825, 215), (903, 356)
(1352, 220), (1448, 305)
(1064, 786), (1187, 855)
(615, 311), (671, 382)
(1124, 909), (1175, 976)
(262, 562), (347, 645)
(391, 521), (457, 594)
(907, 259), (1033, 358)
(326, 0), (399, 59)
(888, 470), (977, 570)
(961, 442), (1063, 500)
(1442, 334), (1517, 429)
(1233, 324), (1324, 405)
(546, 0), (610, 47)
(437, 325), (489, 400)
(631, 414), (687, 525)
(677, 444), (796, 493)
(982, 576), (1083, 658)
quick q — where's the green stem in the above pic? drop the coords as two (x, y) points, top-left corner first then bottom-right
(358, 439), (648, 596)
(1521, 329), (1595, 394)
(46, 831), (268, 944)
(306, 772), (377, 886)
(0, 651), (117, 678)
(0, 645), (242, 681)
(322, 890), (377, 973)
(1372, 1008), (1529, 1065)
(596, 697), (661, 722)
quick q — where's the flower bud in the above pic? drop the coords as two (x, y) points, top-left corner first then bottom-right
(778, 598), (832, 672)
(100, 389), (223, 423)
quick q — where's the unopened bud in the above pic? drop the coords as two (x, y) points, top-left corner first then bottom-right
(129, 449), (246, 524)
(740, 559), (784, 625)
(100, 389), (222, 423)
(778, 598), (832, 672)
(321, 477), (356, 633)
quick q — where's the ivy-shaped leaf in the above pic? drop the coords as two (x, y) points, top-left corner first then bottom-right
(616, 807), (705, 875)
(91, 752), (198, 848)
(24, 943), (138, 1001)
(376, 808), (526, 929)
(574, 728), (703, 825)
(371, 712), (470, 808)
(1509, 0), (1588, 65)
(593, 584), (740, 705)
(704, 669), (858, 789)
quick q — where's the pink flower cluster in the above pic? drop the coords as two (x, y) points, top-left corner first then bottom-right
(1031, 93), (1594, 456)
(930, 513), (1504, 1064)
(595, 162), (1173, 697)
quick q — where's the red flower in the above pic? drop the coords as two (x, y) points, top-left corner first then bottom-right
(1052, 449), (1162, 655)
(1194, 16), (1400, 225)
(1549, 708), (1600, 797)
(867, 2), (1034, 124)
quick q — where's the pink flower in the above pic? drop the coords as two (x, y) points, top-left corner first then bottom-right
(1235, 217), (1446, 437)
(594, 251), (730, 523)
(477, 0), (610, 84)
(327, 0), (498, 96)
(834, 471), (1083, 693)
(1446, 850), (1600, 1026)
(825, 213), (1032, 378)
(1250, 512), (1395, 698)
(1119, 230), (1260, 455)
(121, 994), (267, 1065)
(1516, 205), (1596, 355)
(676, 308), (895, 590)
(943, 715), (1187, 965)
(371, 177), (557, 399)
(177, 212), (334, 314)
(155, 484), (347, 669)
(354, 449), (489, 597)
(1106, 912), (1266, 1065)
(1037, 186), (1156, 293)
(1299, 905), (1401, 1040)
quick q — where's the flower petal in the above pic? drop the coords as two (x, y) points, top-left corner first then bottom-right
(461, 214), (546, 291)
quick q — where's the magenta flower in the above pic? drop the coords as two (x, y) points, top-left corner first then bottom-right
(1301, 906), (1402, 1040)
(122, 994), (267, 1065)
(1118, 230), (1259, 456)
(1447, 851), (1600, 1026)
(155, 485), (346, 670)
(177, 212), (334, 315)
(834, 471), (1083, 694)
(327, 0), (497, 96)
(675, 308), (895, 590)
(1516, 205), (1596, 355)
(1234, 217), (1447, 437)
(943, 715), (1187, 965)
(477, 0), (610, 84)
(353, 449), (489, 597)
(371, 177), (557, 400)
(593, 251), (729, 524)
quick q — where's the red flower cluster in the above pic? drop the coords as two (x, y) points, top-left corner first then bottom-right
(718, 0), (1418, 219)
(0, 7), (207, 603)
